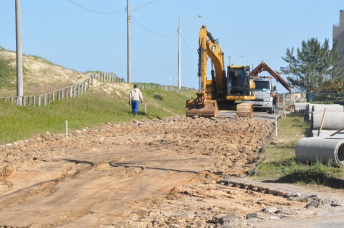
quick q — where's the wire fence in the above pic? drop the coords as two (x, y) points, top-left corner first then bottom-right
(0, 73), (123, 106)
(0, 73), (195, 107)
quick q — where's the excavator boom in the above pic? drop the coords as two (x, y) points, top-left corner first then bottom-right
(250, 61), (291, 92)
(186, 25), (222, 117)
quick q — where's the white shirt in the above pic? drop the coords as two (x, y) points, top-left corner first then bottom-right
(129, 88), (143, 102)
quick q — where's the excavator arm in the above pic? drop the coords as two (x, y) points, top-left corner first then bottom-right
(205, 31), (226, 92)
(186, 25), (222, 117)
(251, 61), (291, 92)
(198, 25), (226, 98)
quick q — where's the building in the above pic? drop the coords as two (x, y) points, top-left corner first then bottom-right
(333, 10), (344, 77)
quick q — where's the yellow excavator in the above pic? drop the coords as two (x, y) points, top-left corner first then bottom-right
(186, 25), (256, 117)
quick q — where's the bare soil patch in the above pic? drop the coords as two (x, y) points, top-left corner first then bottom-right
(0, 116), (343, 227)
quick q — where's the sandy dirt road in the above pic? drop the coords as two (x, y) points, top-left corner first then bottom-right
(0, 116), (343, 228)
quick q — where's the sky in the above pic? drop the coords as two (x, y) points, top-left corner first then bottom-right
(0, 0), (343, 93)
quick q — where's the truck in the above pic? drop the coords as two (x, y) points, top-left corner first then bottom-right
(242, 61), (291, 114)
(245, 76), (276, 114)
(185, 25), (256, 118)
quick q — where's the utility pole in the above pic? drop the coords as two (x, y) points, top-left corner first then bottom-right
(127, 0), (156, 84)
(178, 17), (181, 90)
(127, 0), (131, 84)
(15, 0), (23, 106)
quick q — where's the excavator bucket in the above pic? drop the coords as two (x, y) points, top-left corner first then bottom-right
(236, 103), (253, 118)
(186, 99), (219, 118)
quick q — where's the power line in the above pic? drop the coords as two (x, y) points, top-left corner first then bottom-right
(181, 35), (197, 54)
(131, 16), (176, 37)
(130, 0), (157, 13)
(67, 0), (186, 39)
(67, 0), (125, 14)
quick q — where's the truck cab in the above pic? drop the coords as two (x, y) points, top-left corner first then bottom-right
(242, 77), (276, 114)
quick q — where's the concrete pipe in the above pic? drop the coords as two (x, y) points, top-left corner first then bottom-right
(294, 103), (309, 113)
(312, 104), (342, 113)
(304, 103), (312, 121)
(295, 138), (344, 166)
(312, 112), (344, 130)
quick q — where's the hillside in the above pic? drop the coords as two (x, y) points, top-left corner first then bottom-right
(0, 48), (94, 96)
(0, 48), (196, 143)
(0, 48), (192, 106)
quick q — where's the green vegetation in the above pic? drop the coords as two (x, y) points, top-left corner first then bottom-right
(0, 88), (195, 144)
(0, 51), (16, 91)
(254, 112), (344, 188)
(281, 38), (344, 102)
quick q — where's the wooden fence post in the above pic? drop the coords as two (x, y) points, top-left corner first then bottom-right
(38, 95), (41, 106)
(73, 86), (76, 98)
(77, 84), (80, 97)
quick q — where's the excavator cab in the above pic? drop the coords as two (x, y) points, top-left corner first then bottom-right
(226, 65), (255, 100)
(226, 65), (256, 118)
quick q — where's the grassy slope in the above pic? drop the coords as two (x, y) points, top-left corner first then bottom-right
(0, 87), (194, 144)
(0, 48), (195, 144)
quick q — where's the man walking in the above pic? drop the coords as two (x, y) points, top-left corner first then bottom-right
(128, 84), (143, 116)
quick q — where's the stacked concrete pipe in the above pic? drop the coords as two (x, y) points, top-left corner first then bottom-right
(312, 104), (342, 113)
(305, 104), (341, 122)
(312, 112), (344, 130)
(296, 104), (344, 166)
(294, 102), (309, 113)
(311, 105), (344, 137)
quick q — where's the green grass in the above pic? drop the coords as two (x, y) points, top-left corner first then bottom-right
(254, 112), (344, 188)
(0, 88), (195, 144)
(0, 51), (16, 91)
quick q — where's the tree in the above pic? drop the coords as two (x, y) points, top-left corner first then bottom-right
(281, 38), (344, 102)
